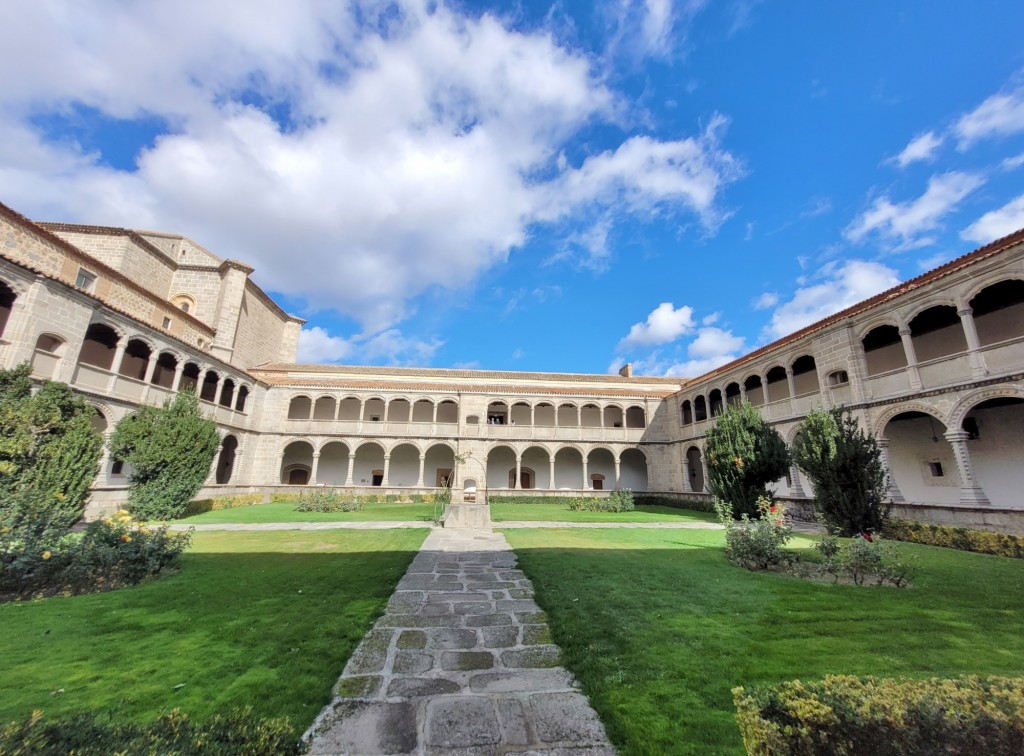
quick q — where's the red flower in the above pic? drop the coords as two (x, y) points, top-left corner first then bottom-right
(769, 506), (777, 512)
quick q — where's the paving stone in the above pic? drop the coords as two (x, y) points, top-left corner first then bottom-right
(378, 614), (464, 628)
(453, 601), (494, 615)
(398, 574), (438, 589)
(530, 692), (609, 744)
(464, 572), (500, 583)
(465, 613), (515, 627)
(427, 591), (490, 603)
(468, 669), (576, 693)
(420, 603), (453, 617)
(333, 675), (382, 698)
(426, 697), (501, 749)
(434, 573), (461, 584)
(386, 677), (462, 697)
(388, 591), (426, 613)
(441, 651), (495, 671)
(307, 700), (417, 755)
(393, 651), (434, 674)
(502, 646), (562, 669)
(507, 748), (617, 755)
(429, 628), (479, 650)
(490, 590), (507, 600)
(497, 698), (530, 745)
(346, 629), (393, 674)
(500, 571), (526, 581)
(396, 630), (428, 650)
(496, 599), (540, 613)
(516, 611), (548, 624)
(521, 624), (552, 645)
(508, 588), (534, 599)
(481, 624), (519, 648)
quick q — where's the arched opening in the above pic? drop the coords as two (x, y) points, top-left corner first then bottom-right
(725, 382), (741, 407)
(685, 446), (704, 492)
(970, 280), (1024, 346)
(791, 355), (819, 396)
(959, 397), (1024, 508)
(89, 407), (108, 434)
(363, 398), (385, 422)
(553, 447), (584, 489)
(150, 352), (177, 388)
(510, 466), (536, 489)
(318, 442), (351, 485)
(709, 389), (724, 417)
(862, 325), (906, 376)
(31, 333), (65, 379)
(694, 395), (708, 422)
(287, 395), (312, 420)
(581, 404), (601, 428)
(199, 371), (218, 402)
(119, 339), (152, 380)
(354, 442), (386, 486)
(425, 444), (456, 487)
(215, 435), (238, 484)
(486, 446), (517, 488)
(883, 411), (958, 505)
(411, 399), (433, 423)
(77, 323), (119, 370)
(436, 400), (458, 424)
(765, 366), (790, 402)
(521, 446), (551, 489)
(587, 448), (615, 489)
(510, 402), (531, 426)
(487, 401), (508, 425)
(0, 280), (15, 338)
(909, 305), (966, 362)
(280, 441), (314, 485)
(535, 403), (555, 426)
(313, 395), (337, 420)
(603, 405), (624, 429)
(681, 400), (693, 425)
(235, 385), (249, 413)
(389, 443), (420, 487)
(744, 375), (765, 406)
(557, 403), (578, 427)
(338, 396), (361, 421)
(619, 448), (648, 491)
(180, 362), (200, 393)
(219, 378), (235, 408)
(387, 398), (411, 422)
(625, 406), (646, 428)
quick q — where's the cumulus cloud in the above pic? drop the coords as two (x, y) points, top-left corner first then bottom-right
(764, 260), (900, 340)
(954, 82), (1024, 148)
(961, 194), (1024, 244)
(844, 171), (985, 250)
(0, 0), (742, 338)
(664, 327), (746, 378)
(752, 292), (778, 310)
(891, 130), (943, 167)
(297, 325), (441, 365)
(618, 302), (696, 348)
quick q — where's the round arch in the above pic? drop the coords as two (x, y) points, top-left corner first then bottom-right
(947, 385), (1024, 430)
(872, 401), (948, 438)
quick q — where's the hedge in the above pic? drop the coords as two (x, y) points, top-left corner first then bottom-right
(183, 494), (265, 517)
(733, 674), (1024, 755)
(884, 518), (1024, 560)
(633, 494), (716, 513)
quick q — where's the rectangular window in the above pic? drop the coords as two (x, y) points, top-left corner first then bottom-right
(928, 462), (944, 477)
(162, 316), (171, 329)
(75, 268), (97, 292)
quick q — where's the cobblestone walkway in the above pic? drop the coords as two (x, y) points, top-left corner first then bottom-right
(171, 520), (722, 532)
(303, 527), (614, 755)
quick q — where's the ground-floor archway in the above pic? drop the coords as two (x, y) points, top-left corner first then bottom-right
(685, 446), (704, 493)
(281, 441), (313, 484)
(884, 411), (959, 505)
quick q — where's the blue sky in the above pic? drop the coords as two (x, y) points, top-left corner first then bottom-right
(3, 1), (1024, 376)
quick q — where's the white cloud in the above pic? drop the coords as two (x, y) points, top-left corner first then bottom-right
(764, 260), (900, 340)
(961, 194), (1024, 244)
(296, 325), (441, 365)
(605, 0), (709, 60)
(955, 83), (1024, 148)
(1000, 153), (1024, 171)
(891, 130), (943, 167)
(297, 326), (354, 363)
(752, 292), (778, 310)
(619, 302), (695, 348)
(844, 171), (985, 250)
(664, 327), (745, 377)
(0, 1), (742, 336)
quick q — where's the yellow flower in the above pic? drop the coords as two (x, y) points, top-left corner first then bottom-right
(42, 551), (51, 560)
(120, 534), (132, 543)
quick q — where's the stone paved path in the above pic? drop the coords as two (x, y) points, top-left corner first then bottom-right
(303, 527), (615, 755)
(170, 520), (722, 532)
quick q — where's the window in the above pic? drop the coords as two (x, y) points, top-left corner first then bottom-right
(827, 370), (849, 387)
(162, 316), (171, 329)
(75, 268), (97, 292)
(180, 303), (189, 312)
(928, 461), (944, 478)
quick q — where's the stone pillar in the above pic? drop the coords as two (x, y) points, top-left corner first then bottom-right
(582, 457), (589, 490)
(898, 328), (923, 389)
(310, 452), (321, 485)
(345, 453), (356, 487)
(944, 430), (990, 506)
(788, 464), (806, 497)
(171, 362), (185, 392)
(785, 367), (797, 411)
(417, 454), (425, 488)
(530, 405), (535, 427)
(106, 340), (127, 391)
(548, 456), (556, 490)
(381, 455), (391, 488)
(739, 384), (746, 403)
(143, 353), (159, 384)
(957, 307), (988, 378)
(432, 403), (438, 424)
(515, 455), (522, 490)
(614, 457), (622, 489)
(701, 454), (710, 494)
(212, 375), (225, 406)
(876, 437), (905, 503)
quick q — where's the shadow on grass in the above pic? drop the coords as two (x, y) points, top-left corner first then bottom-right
(505, 529), (1024, 756)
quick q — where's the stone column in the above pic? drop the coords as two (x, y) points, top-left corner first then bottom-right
(788, 464), (806, 497)
(944, 430), (990, 506)
(701, 454), (710, 494)
(614, 457), (622, 489)
(345, 453), (356, 487)
(957, 307), (988, 378)
(785, 367), (797, 411)
(739, 384), (746, 403)
(106, 339), (127, 391)
(382, 454), (391, 488)
(876, 437), (905, 503)
(548, 456), (556, 490)
(515, 455), (522, 490)
(171, 362), (185, 392)
(310, 452), (321, 486)
(212, 375), (226, 406)
(898, 328), (923, 389)
(417, 454), (425, 488)
(582, 457), (589, 490)
(143, 353), (159, 384)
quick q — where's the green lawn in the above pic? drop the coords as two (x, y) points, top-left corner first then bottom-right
(490, 501), (717, 523)
(0, 529), (427, 734)
(503, 527), (1024, 755)
(169, 500), (437, 524)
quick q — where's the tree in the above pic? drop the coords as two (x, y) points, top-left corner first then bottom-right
(705, 401), (790, 518)
(0, 364), (103, 539)
(793, 407), (889, 536)
(108, 391), (220, 520)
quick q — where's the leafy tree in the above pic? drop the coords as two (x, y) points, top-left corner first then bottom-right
(0, 364), (103, 538)
(793, 407), (889, 536)
(705, 401), (790, 518)
(109, 391), (220, 520)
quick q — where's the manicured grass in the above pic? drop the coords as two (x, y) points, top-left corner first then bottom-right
(0, 529), (427, 734)
(170, 500), (437, 524)
(503, 527), (1024, 755)
(490, 501), (717, 523)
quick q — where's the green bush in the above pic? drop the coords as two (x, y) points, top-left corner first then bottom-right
(633, 494), (716, 513)
(108, 391), (220, 521)
(0, 707), (302, 755)
(705, 402), (790, 519)
(718, 496), (792, 570)
(884, 518), (1024, 559)
(565, 490), (634, 512)
(184, 494), (265, 517)
(294, 489), (364, 513)
(733, 674), (1024, 755)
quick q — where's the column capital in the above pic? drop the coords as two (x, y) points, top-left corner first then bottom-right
(957, 307), (973, 317)
(898, 327), (912, 337)
(943, 429), (972, 443)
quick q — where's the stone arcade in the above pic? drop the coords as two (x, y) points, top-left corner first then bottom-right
(1, 199), (1023, 533)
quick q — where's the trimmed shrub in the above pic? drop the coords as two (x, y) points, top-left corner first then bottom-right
(294, 489), (364, 513)
(633, 494), (716, 513)
(733, 674), (1024, 755)
(718, 496), (792, 570)
(0, 708), (301, 755)
(884, 518), (1024, 559)
(705, 402), (790, 519)
(183, 494), (265, 517)
(564, 490), (634, 512)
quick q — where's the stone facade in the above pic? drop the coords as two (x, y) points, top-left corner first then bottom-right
(2, 199), (1023, 531)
